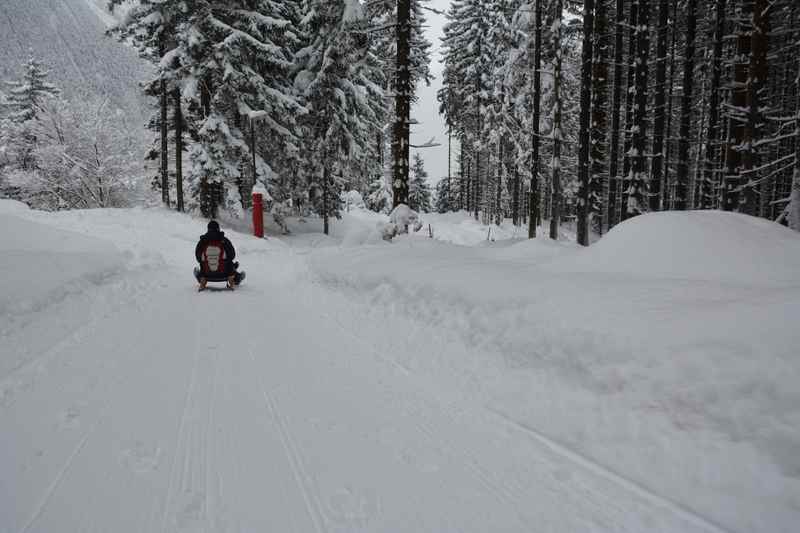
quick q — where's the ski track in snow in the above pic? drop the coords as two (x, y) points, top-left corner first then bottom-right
(2, 206), (788, 533)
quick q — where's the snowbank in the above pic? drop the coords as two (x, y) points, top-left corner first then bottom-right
(0, 203), (125, 320)
(274, 207), (536, 248)
(551, 210), (800, 285)
(414, 210), (526, 246)
(309, 210), (800, 532)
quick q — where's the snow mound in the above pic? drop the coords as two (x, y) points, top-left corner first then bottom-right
(0, 199), (31, 214)
(0, 210), (124, 320)
(388, 204), (420, 231)
(417, 211), (525, 246)
(495, 234), (578, 262)
(555, 210), (800, 285)
(342, 189), (365, 209)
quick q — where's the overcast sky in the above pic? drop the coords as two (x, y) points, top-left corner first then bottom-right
(409, 0), (451, 187)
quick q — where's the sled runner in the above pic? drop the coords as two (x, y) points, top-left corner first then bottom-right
(194, 267), (246, 291)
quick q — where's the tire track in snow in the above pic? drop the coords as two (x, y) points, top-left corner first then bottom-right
(247, 344), (328, 533)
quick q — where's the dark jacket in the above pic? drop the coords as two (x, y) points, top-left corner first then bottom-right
(195, 230), (236, 272)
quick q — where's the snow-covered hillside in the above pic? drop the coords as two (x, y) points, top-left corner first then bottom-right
(1, 201), (799, 532)
(0, 0), (150, 124)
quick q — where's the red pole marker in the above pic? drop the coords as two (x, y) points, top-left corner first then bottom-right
(252, 192), (264, 238)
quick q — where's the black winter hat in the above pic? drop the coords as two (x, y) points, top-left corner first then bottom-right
(208, 220), (220, 232)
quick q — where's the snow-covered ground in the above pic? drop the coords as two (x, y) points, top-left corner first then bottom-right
(1, 200), (798, 532)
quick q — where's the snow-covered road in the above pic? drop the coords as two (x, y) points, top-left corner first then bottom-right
(1, 204), (796, 532)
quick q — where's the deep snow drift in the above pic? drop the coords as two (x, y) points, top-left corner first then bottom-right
(308, 208), (800, 532)
(1, 200), (799, 533)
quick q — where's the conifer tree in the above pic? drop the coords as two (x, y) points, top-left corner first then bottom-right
(2, 56), (61, 123)
(108, 0), (186, 207)
(409, 153), (432, 212)
(1, 56), (61, 171)
(178, 0), (304, 217)
(295, 0), (385, 234)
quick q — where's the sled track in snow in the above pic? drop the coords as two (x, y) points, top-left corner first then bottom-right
(159, 325), (202, 533)
(248, 344), (328, 533)
(18, 420), (99, 533)
(15, 336), (145, 533)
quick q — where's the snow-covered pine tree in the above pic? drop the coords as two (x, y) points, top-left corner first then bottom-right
(0, 56), (61, 173)
(174, 0), (304, 218)
(2, 56), (61, 124)
(108, 0), (188, 208)
(409, 153), (432, 212)
(295, 0), (385, 234)
(484, 0), (526, 226)
(366, 170), (393, 213)
(439, 0), (495, 221)
(365, 0), (432, 210)
(366, 0), (432, 94)
(434, 177), (451, 213)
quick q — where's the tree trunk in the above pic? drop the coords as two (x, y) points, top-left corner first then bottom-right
(323, 166), (330, 235)
(789, 56), (800, 230)
(496, 140), (504, 226)
(460, 143), (467, 210)
(465, 154), (472, 212)
(741, 0), (769, 215)
(607, 0), (625, 229)
(650, 0), (669, 211)
(160, 78), (170, 207)
(675, 0), (697, 210)
(550, 0), (563, 240)
(512, 166), (520, 225)
(623, 0), (650, 219)
(174, 89), (184, 212)
(591, 0), (609, 235)
(474, 150), (481, 221)
(577, 0), (595, 246)
(528, 0), (543, 238)
(392, 0), (411, 208)
(662, 0), (679, 207)
(723, 0), (750, 211)
(702, 0), (726, 210)
(621, 0), (639, 200)
(447, 126), (452, 211)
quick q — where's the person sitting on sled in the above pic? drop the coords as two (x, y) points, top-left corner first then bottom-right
(194, 220), (244, 290)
